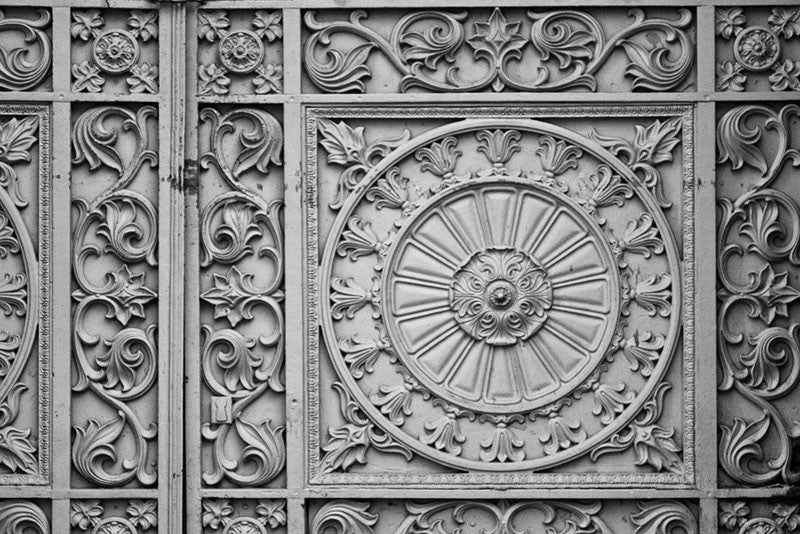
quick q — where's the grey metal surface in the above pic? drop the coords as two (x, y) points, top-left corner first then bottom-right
(0, 1), (797, 533)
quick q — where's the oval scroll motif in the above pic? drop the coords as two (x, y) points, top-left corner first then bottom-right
(320, 118), (683, 472)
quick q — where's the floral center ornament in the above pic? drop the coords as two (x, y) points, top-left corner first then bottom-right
(450, 248), (552, 346)
(734, 27), (781, 71)
(219, 30), (265, 74)
(92, 30), (140, 74)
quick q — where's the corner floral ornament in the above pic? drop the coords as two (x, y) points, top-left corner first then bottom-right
(71, 10), (159, 94)
(450, 248), (552, 346)
(716, 7), (800, 91)
(197, 10), (283, 95)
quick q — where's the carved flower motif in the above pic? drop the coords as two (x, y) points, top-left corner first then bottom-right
(769, 59), (800, 92)
(125, 500), (157, 530)
(127, 11), (158, 41)
(93, 31), (140, 74)
(719, 501), (750, 530)
(202, 500), (234, 530)
(736, 28), (780, 71)
(716, 8), (746, 39)
(253, 63), (283, 94)
(198, 11), (230, 43)
(126, 63), (158, 94)
(72, 61), (105, 93)
(768, 7), (800, 39)
(255, 500), (286, 529)
(253, 11), (282, 42)
(449, 247), (552, 346)
(71, 10), (104, 41)
(219, 31), (264, 74)
(198, 63), (231, 95)
(70, 500), (104, 531)
(717, 60), (746, 92)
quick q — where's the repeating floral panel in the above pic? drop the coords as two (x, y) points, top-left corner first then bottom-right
(0, 7), (51, 92)
(302, 7), (696, 93)
(198, 106), (286, 488)
(719, 500), (800, 534)
(197, 10), (283, 96)
(71, 9), (159, 94)
(70, 499), (156, 534)
(716, 7), (800, 92)
(305, 106), (694, 486)
(201, 499), (286, 534)
(716, 104), (800, 487)
(308, 499), (699, 534)
(70, 105), (159, 488)
(0, 106), (50, 486)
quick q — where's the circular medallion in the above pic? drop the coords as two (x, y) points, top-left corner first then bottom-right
(739, 518), (781, 534)
(321, 119), (681, 471)
(91, 518), (137, 534)
(218, 30), (265, 74)
(734, 26), (781, 72)
(92, 30), (140, 74)
(222, 518), (268, 534)
(382, 181), (618, 413)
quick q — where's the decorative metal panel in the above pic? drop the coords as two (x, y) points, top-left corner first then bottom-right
(0, 1), (797, 533)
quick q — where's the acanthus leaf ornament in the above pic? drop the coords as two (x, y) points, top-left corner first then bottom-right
(311, 501), (377, 534)
(321, 382), (412, 473)
(71, 105), (159, 487)
(0, 501), (49, 534)
(390, 500), (613, 534)
(590, 382), (682, 473)
(590, 117), (682, 209)
(717, 104), (800, 486)
(0, 10), (51, 91)
(199, 107), (286, 487)
(317, 118), (411, 210)
(631, 501), (697, 534)
(304, 8), (693, 93)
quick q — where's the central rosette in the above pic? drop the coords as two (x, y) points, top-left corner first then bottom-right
(449, 247), (553, 346)
(380, 180), (620, 413)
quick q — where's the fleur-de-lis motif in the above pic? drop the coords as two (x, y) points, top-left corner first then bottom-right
(479, 414), (525, 462)
(336, 216), (392, 263)
(421, 405), (468, 456)
(617, 213), (665, 267)
(613, 328), (665, 377)
(575, 165), (633, 223)
(621, 270), (672, 317)
(467, 8), (527, 91)
(0, 273), (25, 317)
(370, 383), (414, 426)
(366, 168), (413, 216)
(540, 414), (587, 455)
(536, 135), (582, 177)
(329, 276), (381, 320)
(338, 325), (396, 379)
(0, 116), (39, 208)
(592, 383), (635, 424)
(476, 129), (521, 170)
(415, 136), (462, 179)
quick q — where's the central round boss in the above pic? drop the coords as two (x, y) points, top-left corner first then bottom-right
(381, 179), (620, 414)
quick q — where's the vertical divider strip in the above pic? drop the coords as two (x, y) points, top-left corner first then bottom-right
(283, 9), (307, 532)
(184, 2), (202, 533)
(696, 6), (716, 94)
(158, 4), (187, 532)
(695, 101), (718, 530)
(51, 7), (72, 531)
